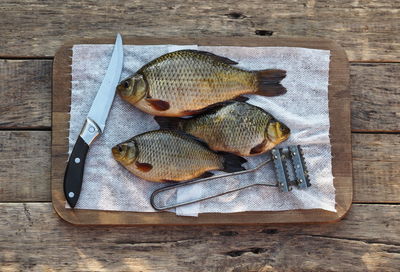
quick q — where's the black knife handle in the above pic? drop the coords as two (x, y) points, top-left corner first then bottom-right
(64, 136), (89, 208)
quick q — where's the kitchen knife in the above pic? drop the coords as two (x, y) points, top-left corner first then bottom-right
(64, 34), (124, 208)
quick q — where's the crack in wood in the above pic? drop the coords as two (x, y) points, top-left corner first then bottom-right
(0, 127), (52, 131)
(219, 231), (239, 236)
(261, 229), (278, 234)
(384, 248), (400, 254)
(23, 203), (33, 226)
(352, 202), (400, 205)
(114, 238), (196, 246)
(255, 30), (274, 36)
(225, 12), (246, 19)
(225, 247), (268, 257)
(298, 234), (400, 248)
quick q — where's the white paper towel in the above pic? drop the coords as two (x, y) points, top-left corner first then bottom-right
(69, 44), (335, 216)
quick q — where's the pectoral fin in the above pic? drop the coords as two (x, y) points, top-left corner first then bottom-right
(135, 162), (153, 172)
(250, 139), (268, 155)
(146, 99), (170, 111)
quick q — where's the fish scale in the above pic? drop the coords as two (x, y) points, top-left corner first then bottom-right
(117, 50), (287, 116)
(130, 130), (222, 182)
(155, 101), (290, 157)
(184, 102), (272, 155)
(136, 50), (256, 116)
(112, 130), (247, 182)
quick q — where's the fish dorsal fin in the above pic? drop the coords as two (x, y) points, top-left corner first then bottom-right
(154, 116), (183, 129)
(180, 99), (247, 117)
(179, 103), (225, 118)
(185, 50), (239, 65)
(233, 96), (249, 102)
(172, 130), (212, 150)
(197, 98), (249, 114)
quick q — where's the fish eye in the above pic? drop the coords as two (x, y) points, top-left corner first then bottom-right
(118, 145), (123, 152)
(123, 80), (130, 88)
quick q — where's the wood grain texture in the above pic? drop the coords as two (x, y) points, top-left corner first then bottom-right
(51, 37), (351, 225)
(0, 0), (399, 60)
(0, 131), (51, 202)
(0, 203), (399, 272)
(0, 60), (400, 132)
(0, 60), (52, 128)
(1, 61), (398, 130)
(0, 62), (396, 203)
(353, 133), (400, 203)
(351, 63), (400, 132)
(0, 1), (397, 269)
(1, 132), (397, 204)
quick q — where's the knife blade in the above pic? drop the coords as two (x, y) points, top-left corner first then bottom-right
(64, 34), (124, 208)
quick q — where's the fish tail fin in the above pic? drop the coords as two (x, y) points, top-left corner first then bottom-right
(219, 152), (247, 173)
(254, 69), (287, 96)
(154, 116), (183, 129)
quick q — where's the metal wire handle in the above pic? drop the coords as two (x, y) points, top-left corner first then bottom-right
(150, 158), (276, 211)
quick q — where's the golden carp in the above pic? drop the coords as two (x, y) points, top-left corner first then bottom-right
(154, 101), (290, 156)
(112, 130), (247, 182)
(116, 50), (286, 117)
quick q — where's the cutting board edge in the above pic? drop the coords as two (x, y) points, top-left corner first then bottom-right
(51, 36), (352, 225)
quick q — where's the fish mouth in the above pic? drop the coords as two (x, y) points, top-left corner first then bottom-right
(112, 145), (125, 162)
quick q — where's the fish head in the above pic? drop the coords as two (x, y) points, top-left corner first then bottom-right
(112, 141), (139, 165)
(266, 119), (291, 145)
(117, 73), (147, 104)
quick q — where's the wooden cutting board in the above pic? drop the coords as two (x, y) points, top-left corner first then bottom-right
(52, 37), (351, 225)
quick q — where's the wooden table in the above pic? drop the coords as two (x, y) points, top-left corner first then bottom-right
(0, 1), (399, 271)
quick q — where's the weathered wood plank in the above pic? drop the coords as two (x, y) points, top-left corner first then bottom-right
(351, 63), (400, 132)
(352, 133), (400, 203)
(0, 0), (398, 60)
(0, 132), (398, 204)
(0, 60), (399, 131)
(0, 60), (52, 128)
(0, 203), (399, 271)
(0, 131), (51, 201)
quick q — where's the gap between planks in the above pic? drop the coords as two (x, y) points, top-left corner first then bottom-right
(1, 56), (399, 63)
